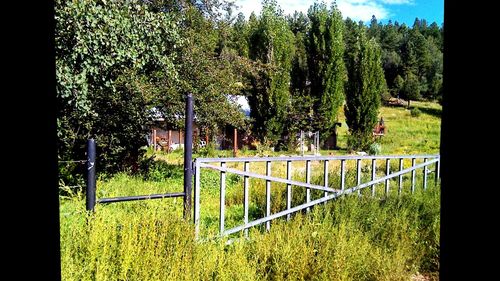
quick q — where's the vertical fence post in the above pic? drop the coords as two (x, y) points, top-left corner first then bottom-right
(86, 139), (96, 211)
(300, 131), (304, 156)
(340, 159), (346, 192)
(316, 132), (320, 155)
(183, 93), (193, 220)
(306, 160), (311, 212)
(423, 158), (428, 190)
(371, 159), (376, 197)
(324, 160), (329, 204)
(266, 161), (271, 231)
(153, 129), (157, 151)
(167, 130), (172, 153)
(398, 158), (403, 195)
(356, 159), (361, 196)
(194, 159), (201, 239)
(233, 128), (238, 157)
(286, 160), (292, 220)
(411, 158), (416, 193)
(435, 156), (440, 186)
(385, 158), (390, 196)
(244, 161), (250, 237)
(220, 162), (226, 235)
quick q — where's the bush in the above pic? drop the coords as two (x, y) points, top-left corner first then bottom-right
(410, 107), (422, 117)
(368, 142), (381, 155)
(197, 142), (217, 157)
(347, 132), (375, 152)
(255, 138), (273, 156)
(139, 155), (183, 182)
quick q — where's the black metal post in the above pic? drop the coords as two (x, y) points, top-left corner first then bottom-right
(183, 93), (193, 219)
(86, 139), (96, 211)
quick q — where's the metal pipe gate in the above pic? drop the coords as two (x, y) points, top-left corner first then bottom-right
(193, 154), (440, 238)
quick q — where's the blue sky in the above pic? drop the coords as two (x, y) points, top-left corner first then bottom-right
(232, 0), (444, 26)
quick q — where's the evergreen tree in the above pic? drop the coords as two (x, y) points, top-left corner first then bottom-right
(393, 74), (405, 98)
(401, 71), (421, 108)
(379, 20), (403, 93)
(344, 23), (387, 151)
(368, 15), (382, 41)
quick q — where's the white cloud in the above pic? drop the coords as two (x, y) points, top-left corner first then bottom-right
(380, 0), (414, 4)
(233, 0), (262, 18)
(233, 0), (414, 22)
(234, 0), (313, 18)
(337, 0), (388, 22)
(237, 95), (250, 111)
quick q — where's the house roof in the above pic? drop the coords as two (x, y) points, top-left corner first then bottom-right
(148, 95), (251, 122)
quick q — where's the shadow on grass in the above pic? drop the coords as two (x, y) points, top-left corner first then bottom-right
(417, 106), (442, 118)
(141, 158), (184, 181)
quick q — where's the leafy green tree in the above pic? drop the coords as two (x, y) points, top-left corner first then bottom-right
(344, 23), (387, 151)
(230, 12), (250, 57)
(56, 0), (181, 174)
(56, 0), (246, 178)
(288, 11), (310, 97)
(247, 0), (295, 145)
(306, 2), (346, 140)
(170, 4), (246, 138)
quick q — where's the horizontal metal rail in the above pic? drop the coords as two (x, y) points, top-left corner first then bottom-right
(221, 158), (438, 236)
(199, 162), (340, 193)
(97, 192), (185, 204)
(196, 154), (439, 163)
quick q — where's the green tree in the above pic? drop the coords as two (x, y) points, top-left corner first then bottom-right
(401, 71), (421, 108)
(368, 15), (382, 41)
(379, 20), (403, 94)
(230, 12), (250, 57)
(247, 0), (295, 145)
(393, 74), (405, 97)
(423, 36), (443, 100)
(288, 11), (310, 97)
(56, 0), (181, 175)
(170, 4), (246, 138)
(306, 2), (346, 140)
(344, 23), (387, 151)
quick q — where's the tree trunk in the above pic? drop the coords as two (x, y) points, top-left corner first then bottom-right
(407, 100), (411, 109)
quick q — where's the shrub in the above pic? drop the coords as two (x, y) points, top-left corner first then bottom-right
(368, 142), (381, 155)
(410, 107), (422, 117)
(197, 142), (217, 157)
(139, 155), (183, 182)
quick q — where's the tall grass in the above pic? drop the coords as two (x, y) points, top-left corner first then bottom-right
(60, 102), (441, 280)
(60, 178), (439, 280)
(336, 101), (441, 155)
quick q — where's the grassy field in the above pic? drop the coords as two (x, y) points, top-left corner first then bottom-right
(60, 101), (441, 280)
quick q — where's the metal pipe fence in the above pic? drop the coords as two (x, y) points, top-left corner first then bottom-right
(80, 93), (194, 216)
(193, 154), (440, 238)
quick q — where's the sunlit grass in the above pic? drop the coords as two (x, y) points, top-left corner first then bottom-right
(60, 102), (441, 280)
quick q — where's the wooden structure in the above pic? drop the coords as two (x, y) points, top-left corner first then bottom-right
(373, 117), (386, 139)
